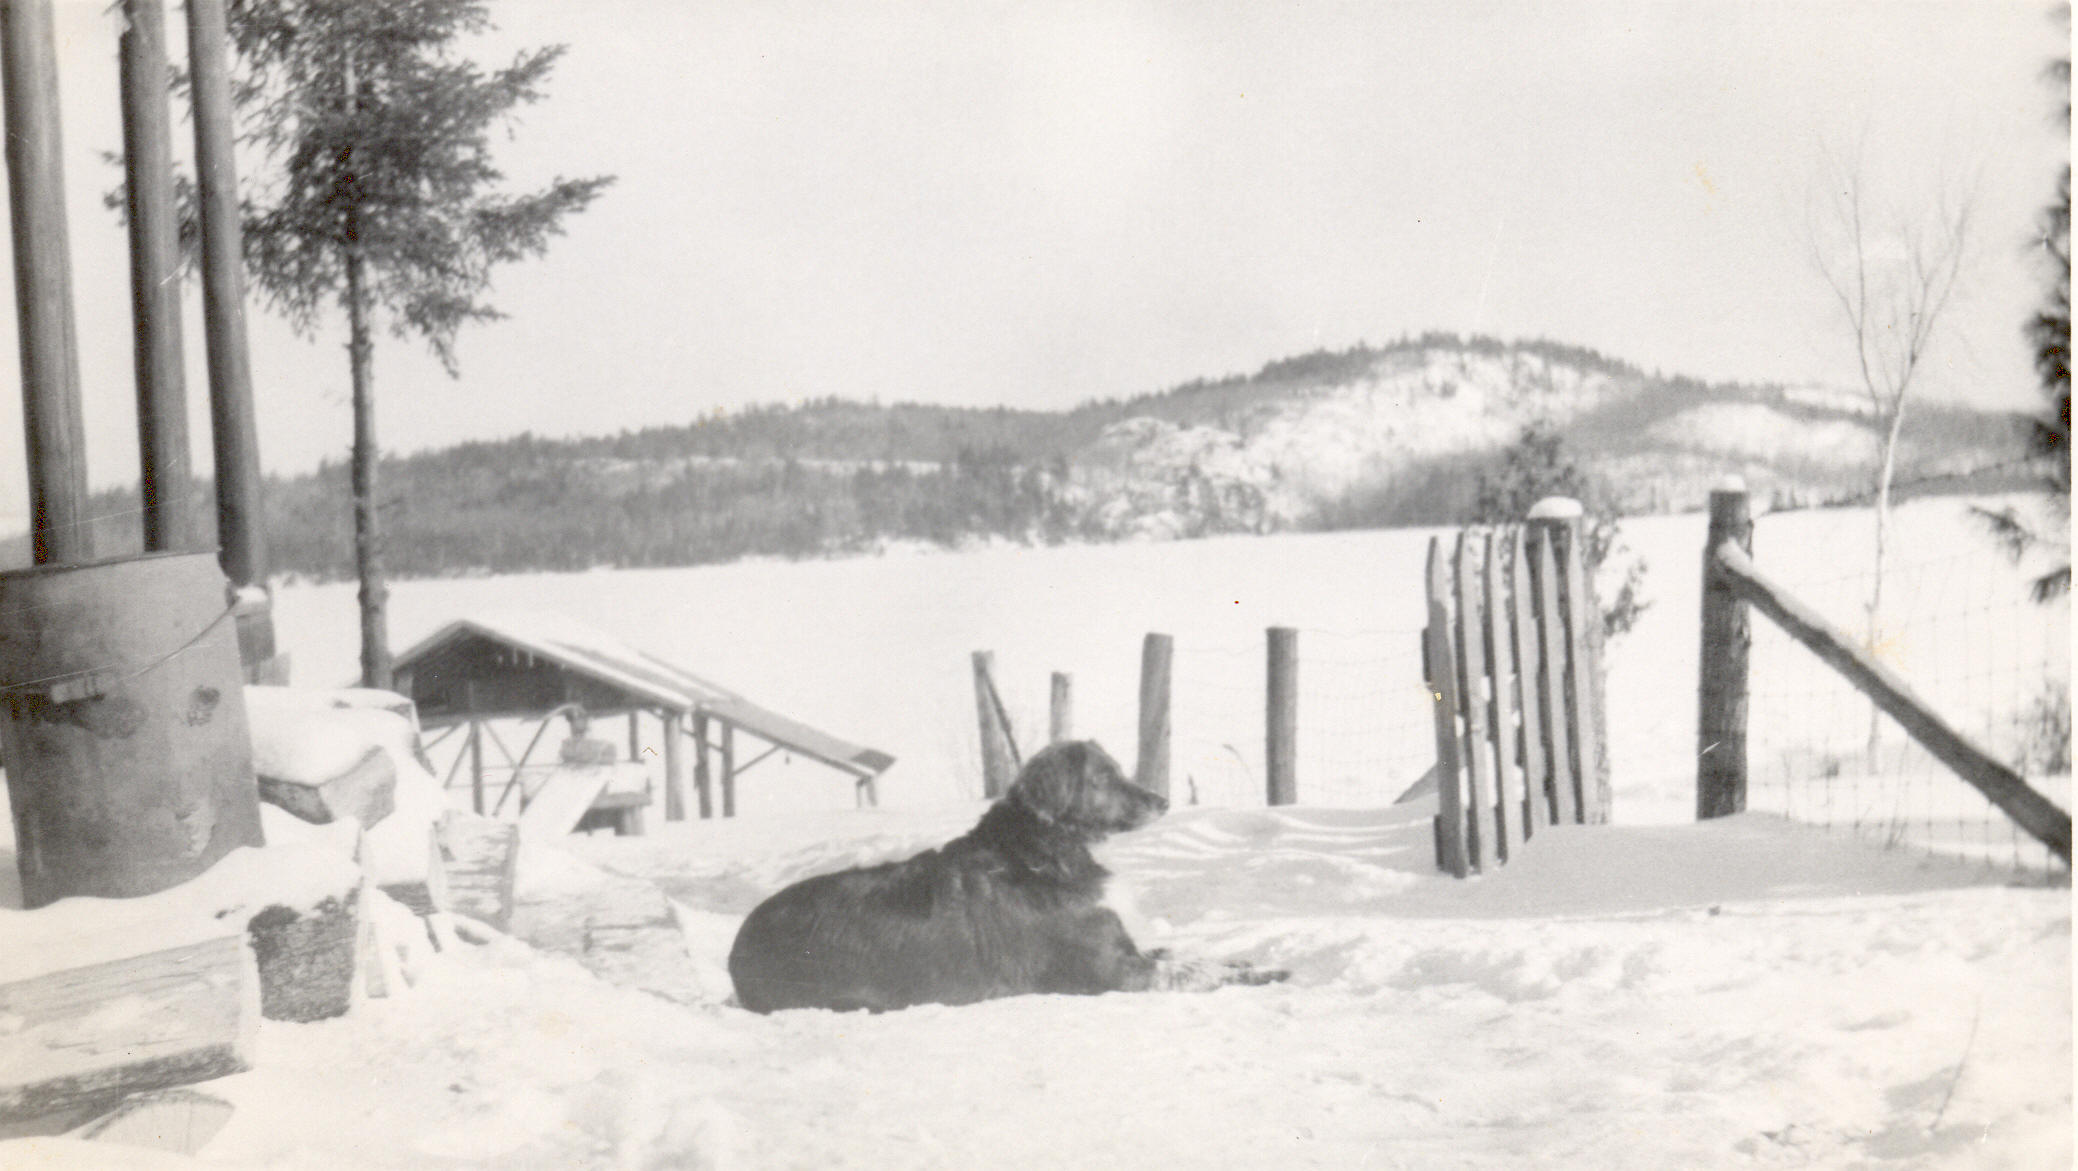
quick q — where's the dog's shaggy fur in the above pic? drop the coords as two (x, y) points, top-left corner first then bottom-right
(727, 740), (1279, 1013)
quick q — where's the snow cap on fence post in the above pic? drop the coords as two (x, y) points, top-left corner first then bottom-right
(1526, 496), (1584, 521)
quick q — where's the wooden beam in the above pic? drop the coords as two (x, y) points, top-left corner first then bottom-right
(662, 710), (686, 821)
(720, 721), (737, 818)
(693, 711), (714, 819)
(1713, 540), (2072, 863)
(2, 0), (91, 565)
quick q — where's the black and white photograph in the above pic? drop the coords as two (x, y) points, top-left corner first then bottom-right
(0, 1), (2069, 1167)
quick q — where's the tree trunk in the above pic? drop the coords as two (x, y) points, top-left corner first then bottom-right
(345, 238), (389, 691)
(1865, 398), (1909, 769)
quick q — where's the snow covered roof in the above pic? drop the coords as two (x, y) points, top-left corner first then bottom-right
(391, 609), (894, 780)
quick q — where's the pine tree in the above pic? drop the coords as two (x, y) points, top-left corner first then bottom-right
(224, 0), (612, 686)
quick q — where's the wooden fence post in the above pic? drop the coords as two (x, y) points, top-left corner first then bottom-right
(1480, 530), (1524, 860)
(1529, 525), (1579, 823)
(1452, 533), (1497, 870)
(973, 651), (1017, 798)
(1266, 627), (1298, 805)
(1135, 633), (1173, 799)
(1425, 538), (1470, 876)
(1697, 484), (1752, 820)
(1050, 672), (1073, 744)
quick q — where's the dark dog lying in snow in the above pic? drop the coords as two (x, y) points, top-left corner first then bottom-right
(728, 740), (1285, 1013)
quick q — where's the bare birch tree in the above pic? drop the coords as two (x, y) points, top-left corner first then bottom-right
(1804, 145), (1974, 766)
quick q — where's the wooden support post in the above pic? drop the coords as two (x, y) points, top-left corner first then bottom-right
(692, 711), (714, 819)
(1697, 485), (1752, 820)
(1452, 533), (1497, 870)
(1134, 633), (1173, 799)
(1508, 526), (1552, 835)
(121, 0), (199, 553)
(662, 710), (686, 821)
(184, 0), (267, 595)
(2, 0), (91, 565)
(972, 651), (1016, 799)
(464, 685), (485, 816)
(1050, 672), (1073, 744)
(1530, 525), (1579, 824)
(1266, 627), (1298, 806)
(1481, 531), (1523, 860)
(1424, 538), (1469, 877)
(627, 710), (640, 762)
(720, 722), (737, 818)
(1713, 541), (2074, 864)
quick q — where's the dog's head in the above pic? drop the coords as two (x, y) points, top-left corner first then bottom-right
(1007, 740), (1168, 838)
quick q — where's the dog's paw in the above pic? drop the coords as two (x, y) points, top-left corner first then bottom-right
(1149, 954), (1288, 992)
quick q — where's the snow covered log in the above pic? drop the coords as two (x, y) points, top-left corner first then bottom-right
(68, 1087), (234, 1156)
(246, 685), (430, 828)
(439, 810), (518, 932)
(257, 744), (396, 829)
(0, 933), (257, 1131)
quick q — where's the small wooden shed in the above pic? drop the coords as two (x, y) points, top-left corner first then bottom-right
(391, 610), (893, 824)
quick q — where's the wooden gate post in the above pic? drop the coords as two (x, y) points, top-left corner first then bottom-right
(1480, 531), (1524, 859)
(1452, 533), (1497, 869)
(1266, 627), (1298, 805)
(1507, 525), (1552, 834)
(1697, 483), (1752, 820)
(1135, 633), (1173, 799)
(972, 651), (1017, 798)
(1050, 672), (1073, 744)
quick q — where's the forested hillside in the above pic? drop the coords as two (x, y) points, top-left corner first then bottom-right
(18, 334), (2032, 581)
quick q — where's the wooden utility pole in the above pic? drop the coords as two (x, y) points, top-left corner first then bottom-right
(3, 0), (91, 565)
(1697, 485), (1752, 820)
(185, 0), (276, 669)
(121, 0), (199, 552)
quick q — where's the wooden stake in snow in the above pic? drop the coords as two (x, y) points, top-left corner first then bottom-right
(1135, 633), (1173, 799)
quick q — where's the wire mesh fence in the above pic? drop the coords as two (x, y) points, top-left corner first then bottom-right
(1168, 624), (1432, 808)
(1740, 535), (2071, 879)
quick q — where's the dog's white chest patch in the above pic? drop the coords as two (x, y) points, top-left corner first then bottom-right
(1092, 844), (1160, 946)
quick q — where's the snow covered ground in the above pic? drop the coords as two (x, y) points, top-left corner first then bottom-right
(2, 497), (2069, 1169)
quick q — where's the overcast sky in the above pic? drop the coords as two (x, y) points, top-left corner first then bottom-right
(0, 0), (2068, 527)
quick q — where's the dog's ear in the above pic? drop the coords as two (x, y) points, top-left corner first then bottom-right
(1009, 742), (1086, 824)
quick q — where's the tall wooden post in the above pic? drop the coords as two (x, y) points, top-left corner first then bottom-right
(1134, 633), (1172, 798)
(1266, 626), (1298, 806)
(1530, 526), (1580, 824)
(662, 710), (686, 821)
(185, 0), (275, 671)
(3, 0), (91, 565)
(1507, 525), (1552, 834)
(1531, 498), (1608, 823)
(1049, 672), (1073, 744)
(692, 710), (714, 819)
(1697, 484), (1752, 819)
(121, 0), (199, 552)
(972, 651), (1016, 798)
